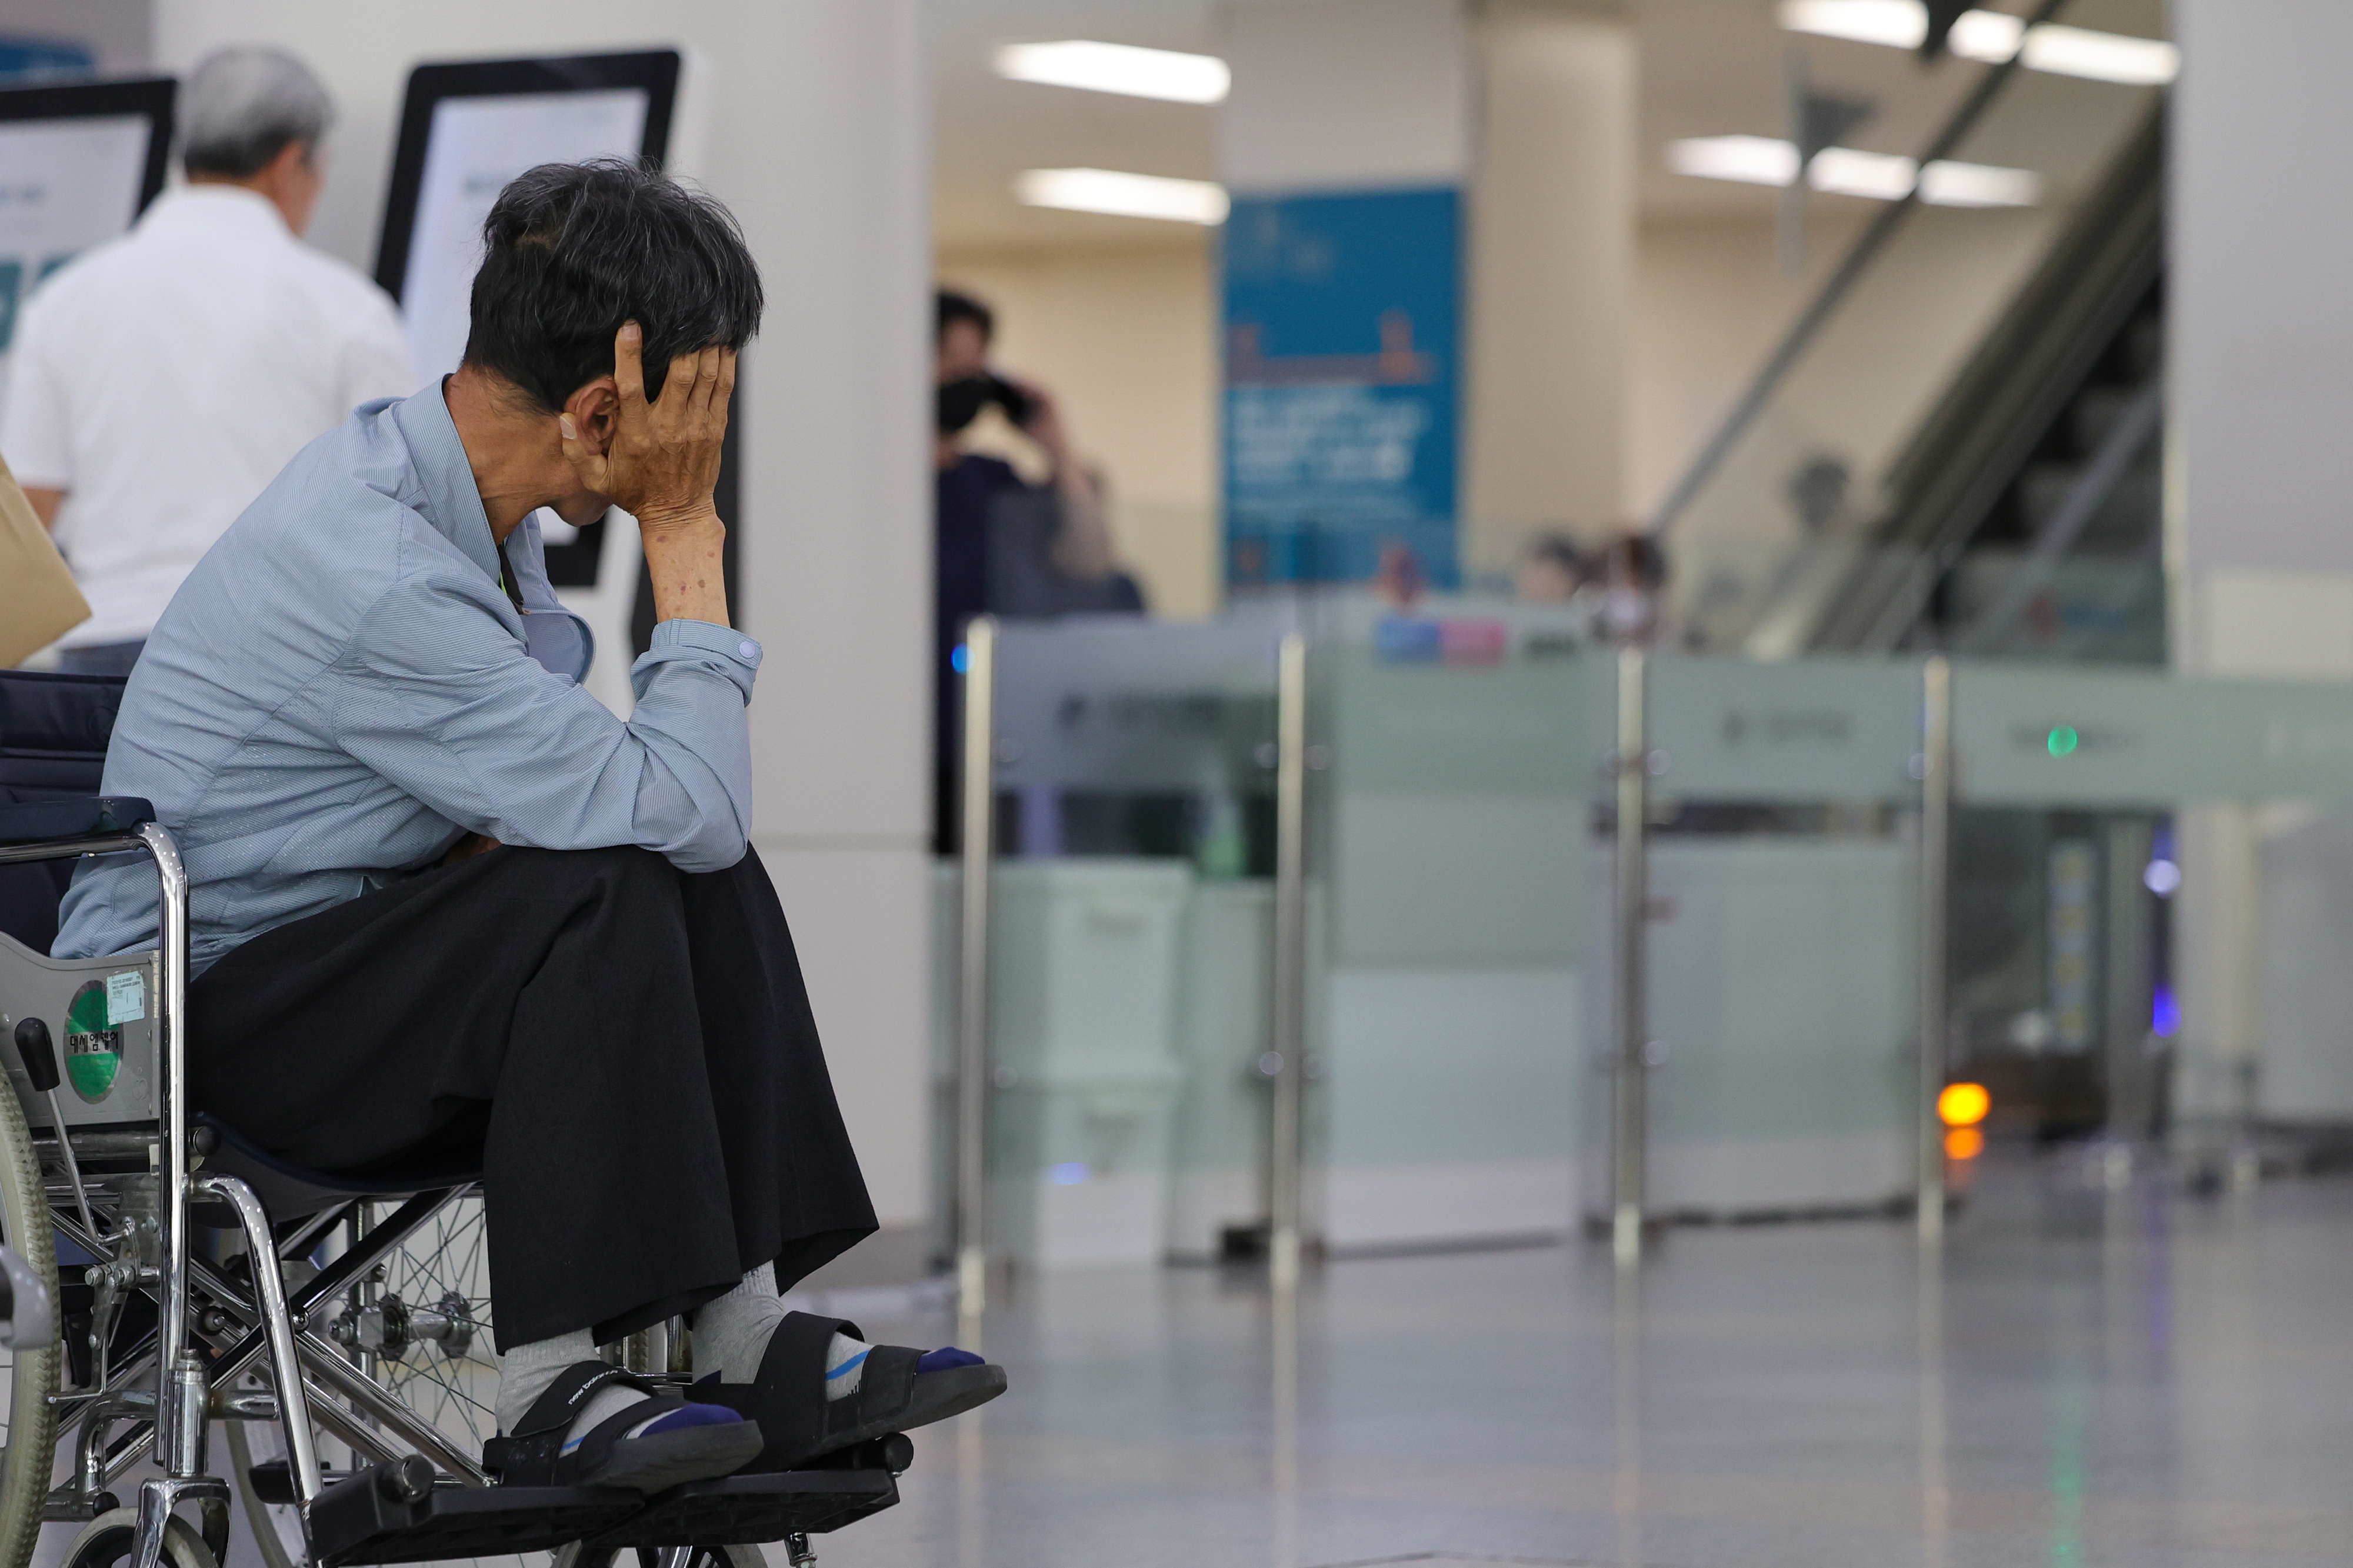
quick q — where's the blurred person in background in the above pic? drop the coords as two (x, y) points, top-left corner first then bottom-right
(1515, 532), (1587, 602)
(933, 287), (1138, 848)
(1595, 531), (1669, 646)
(2, 45), (412, 675)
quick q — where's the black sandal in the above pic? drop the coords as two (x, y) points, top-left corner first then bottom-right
(484, 1362), (764, 1492)
(692, 1313), (1006, 1472)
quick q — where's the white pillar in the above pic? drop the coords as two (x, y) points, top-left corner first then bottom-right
(1465, 1), (1634, 557)
(2171, 1), (2353, 1127)
(155, 1), (936, 1244)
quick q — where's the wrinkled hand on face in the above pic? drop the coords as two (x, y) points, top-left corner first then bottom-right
(559, 322), (736, 532)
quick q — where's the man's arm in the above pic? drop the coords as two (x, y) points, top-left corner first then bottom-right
(336, 326), (755, 873)
(332, 564), (757, 874)
(1013, 381), (1116, 581)
(562, 324), (735, 627)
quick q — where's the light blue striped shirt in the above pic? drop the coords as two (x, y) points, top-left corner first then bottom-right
(53, 381), (761, 971)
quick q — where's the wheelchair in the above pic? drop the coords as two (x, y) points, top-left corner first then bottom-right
(0, 670), (907, 1568)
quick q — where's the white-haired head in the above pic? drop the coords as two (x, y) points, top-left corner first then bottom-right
(179, 46), (334, 179)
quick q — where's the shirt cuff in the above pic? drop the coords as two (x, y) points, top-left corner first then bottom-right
(629, 619), (762, 703)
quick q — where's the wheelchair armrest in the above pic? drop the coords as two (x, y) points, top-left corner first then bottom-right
(0, 796), (155, 846)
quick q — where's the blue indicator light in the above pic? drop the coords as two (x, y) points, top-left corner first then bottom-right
(951, 643), (970, 675)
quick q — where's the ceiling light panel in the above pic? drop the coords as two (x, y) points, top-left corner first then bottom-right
(993, 41), (1231, 104)
(2019, 24), (2180, 84)
(1666, 135), (1801, 186)
(1668, 137), (2039, 208)
(1918, 159), (2041, 206)
(1947, 11), (2025, 62)
(1808, 146), (1918, 200)
(1777, 0), (1926, 49)
(1015, 168), (1231, 225)
(1778, 2), (2178, 86)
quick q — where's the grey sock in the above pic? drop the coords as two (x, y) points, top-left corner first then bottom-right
(691, 1263), (872, 1397)
(495, 1329), (655, 1440)
(692, 1264), (789, 1384)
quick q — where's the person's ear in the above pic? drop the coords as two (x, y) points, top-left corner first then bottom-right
(564, 378), (620, 455)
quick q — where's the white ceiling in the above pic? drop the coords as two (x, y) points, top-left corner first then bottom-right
(929, 0), (2168, 253)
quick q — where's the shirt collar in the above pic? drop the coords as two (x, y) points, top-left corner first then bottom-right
(391, 380), (502, 583)
(141, 182), (291, 239)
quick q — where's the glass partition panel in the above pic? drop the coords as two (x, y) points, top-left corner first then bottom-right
(1646, 653), (1924, 803)
(943, 630), (2353, 1275)
(1941, 660), (2353, 1158)
(1608, 654), (1930, 1222)
(938, 614), (1285, 1275)
(1955, 660), (2353, 806)
(1308, 596), (1593, 1253)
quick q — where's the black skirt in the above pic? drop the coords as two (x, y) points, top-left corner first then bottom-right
(188, 843), (878, 1349)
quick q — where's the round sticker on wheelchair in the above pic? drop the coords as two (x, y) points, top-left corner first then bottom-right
(62, 979), (124, 1102)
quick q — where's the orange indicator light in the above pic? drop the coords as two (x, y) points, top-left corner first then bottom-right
(1938, 1082), (1991, 1127)
(1944, 1127), (1985, 1160)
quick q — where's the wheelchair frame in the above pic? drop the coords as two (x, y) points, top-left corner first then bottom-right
(1, 818), (895, 1568)
(2, 817), (335, 1568)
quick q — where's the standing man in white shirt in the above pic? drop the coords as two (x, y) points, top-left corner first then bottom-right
(1, 46), (414, 675)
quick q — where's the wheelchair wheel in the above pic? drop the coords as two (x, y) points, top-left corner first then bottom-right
(0, 1071), (59, 1568)
(57, 1507), (216, 1568)
(232, 1193), (522, 1568)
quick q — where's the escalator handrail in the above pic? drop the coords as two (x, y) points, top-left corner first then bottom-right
(1645, 0), (2073, 542)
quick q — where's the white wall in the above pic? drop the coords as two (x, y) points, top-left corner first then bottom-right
(2173, 0), (2353, 583)
(1627, 213), (1870, 527)
(154, 1), (936, 1233)
(4, 0), (149, 73)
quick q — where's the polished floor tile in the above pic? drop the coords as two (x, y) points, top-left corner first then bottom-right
(821, 1156), (2353, 1568)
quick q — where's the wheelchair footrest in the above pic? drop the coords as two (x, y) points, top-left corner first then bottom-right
(585, 1469), (900, 1549)
(309, 1463), (642, 1566)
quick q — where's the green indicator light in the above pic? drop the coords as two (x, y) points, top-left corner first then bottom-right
(2047, 726), (2079, 758)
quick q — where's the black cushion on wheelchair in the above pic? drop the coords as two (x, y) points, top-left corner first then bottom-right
(194, 1113), (484, 1225)
(0, 669), (132, 952)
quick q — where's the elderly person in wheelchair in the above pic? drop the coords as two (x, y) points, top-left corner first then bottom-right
(0, 157), (999, 1567)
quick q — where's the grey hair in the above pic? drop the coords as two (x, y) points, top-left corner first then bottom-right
(179, 46), (334, 179)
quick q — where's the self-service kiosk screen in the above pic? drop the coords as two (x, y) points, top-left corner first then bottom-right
(376, 53), (680, 384)
(398, 89), (649, 381)
(0, 79), (174, 425)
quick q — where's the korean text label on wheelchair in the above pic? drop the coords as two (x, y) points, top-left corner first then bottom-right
(0, 675), (909, 1568)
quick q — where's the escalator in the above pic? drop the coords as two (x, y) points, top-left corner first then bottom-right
(1811, 114), (2162, 659)
(1645, 5), (2177, 1140)
(1653, 0), (2171, 666)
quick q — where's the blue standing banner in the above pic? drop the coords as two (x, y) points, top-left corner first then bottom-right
(1222, 186), (1462, 591)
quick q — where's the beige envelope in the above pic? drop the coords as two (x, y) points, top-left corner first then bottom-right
(0, 451), (89, 667)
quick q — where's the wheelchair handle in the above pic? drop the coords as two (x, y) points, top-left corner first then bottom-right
(12, 1017), (58, 1094)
